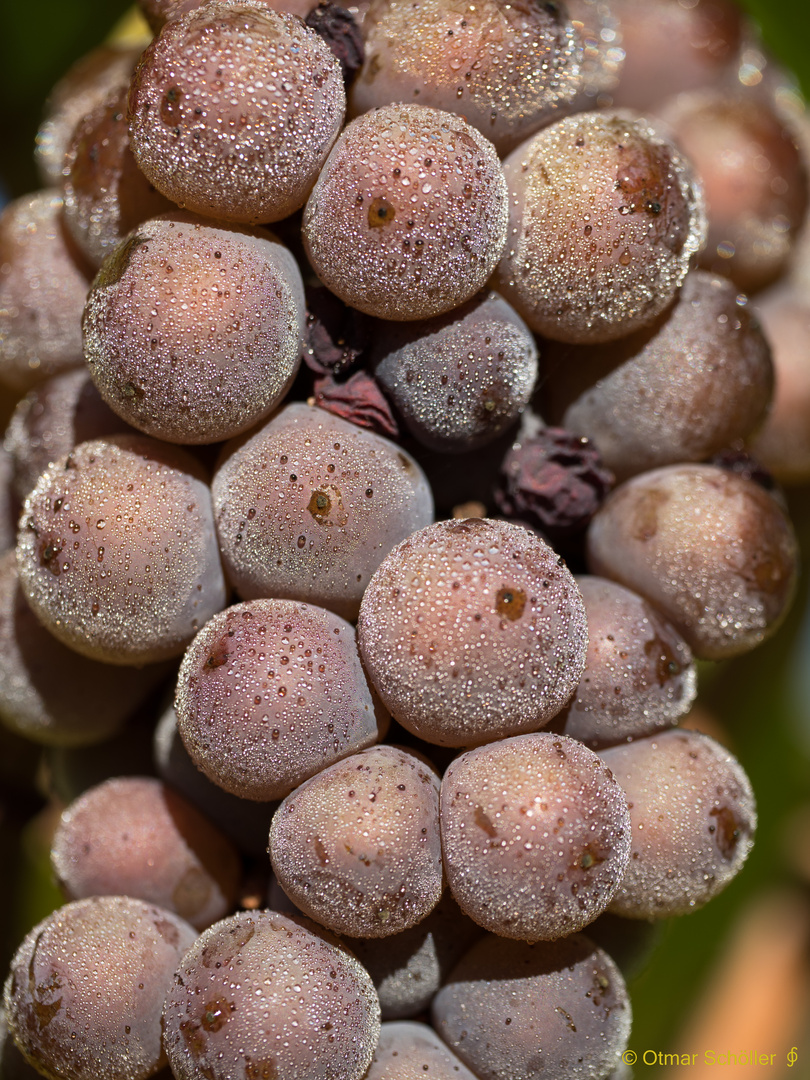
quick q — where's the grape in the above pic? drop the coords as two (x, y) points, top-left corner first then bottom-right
(212, 402), (434, 620)
(82, 211), (305, 444)
(175, 598), (383, 801)
(586, 463), (799, 660)
(154, 703), (279, 856)
(0, 550), (170, 747)
(4, 895), (197, 1080)
(5, 368), (133, 503)
(600, 729), (757, 918)
(162, 909), (381, 1080)
(51, 776), (242, 930)
(370, 290), (538, 453)
(440, 732), (631, 940)
(539, 269), (774, 480)
(495, 109), (707, 343)
(0, 1003), (42, 1080)
(0, 191), (90, 393)
(128, 1), (346, 224)
(747, 286), (810, 483)
(344, 890), (482, 1019)
(35, 43), (144, 186)
(269, 745), (443, 937)
(660, 86), (808, 293)
(357, 518), (588, 747)
(555, 575), (697, 749)
(609, 0), (744, 110)
(366, 1021), (480, 1080)
(16, 434), (227, 665)
(138, 0), (314, 32)
(0, 444), (17, 555)
(302, 103), (508, 320)
(349, 0), (581, 154)
(431, 933), (632, 1080)
(62, 85), (174, 269)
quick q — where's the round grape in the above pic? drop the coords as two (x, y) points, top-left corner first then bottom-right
(51, 776), (242, 930)
(302, 103), (508, 320)
(600, 729), (757, 917)
(175, 598), (383, 801)
(4, 895), (197, 1080)
(358, 518), (588, 747)
(270, 745), (443, 937)
(431, 933), (632, 1080)
(440, 732), (631, 940)
(16, 434), (227, 665)
(83, 212), (305, 444)
(495, 109), (707, 343)
(212, 402), (434, 620)
(586, 463), (799, 660)
(162, 909), (381, 1080)
(128, 1), (346, 224)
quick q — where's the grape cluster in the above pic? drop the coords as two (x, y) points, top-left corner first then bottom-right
(1, 0), (806, 1077)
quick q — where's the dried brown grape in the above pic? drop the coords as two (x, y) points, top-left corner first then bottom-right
(162, 909), (381, 1080)
(270, 745), (443, 937)
(175, 598), (383, 801)
(357, 518), (588, 747)
(83, 212), (305, 444)
(440, 733), (631, 940)
(16, 434), (227, 665)
(302, 104), (508, 320)
(128, 1), (346, 224)
(496, 109), (707, 343)
(212, 403), (434, 620)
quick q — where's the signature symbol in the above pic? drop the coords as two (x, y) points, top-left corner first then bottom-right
(788, 1047), (798, 1068)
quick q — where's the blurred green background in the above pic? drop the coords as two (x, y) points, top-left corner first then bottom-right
(1, 1), (810, 1074)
